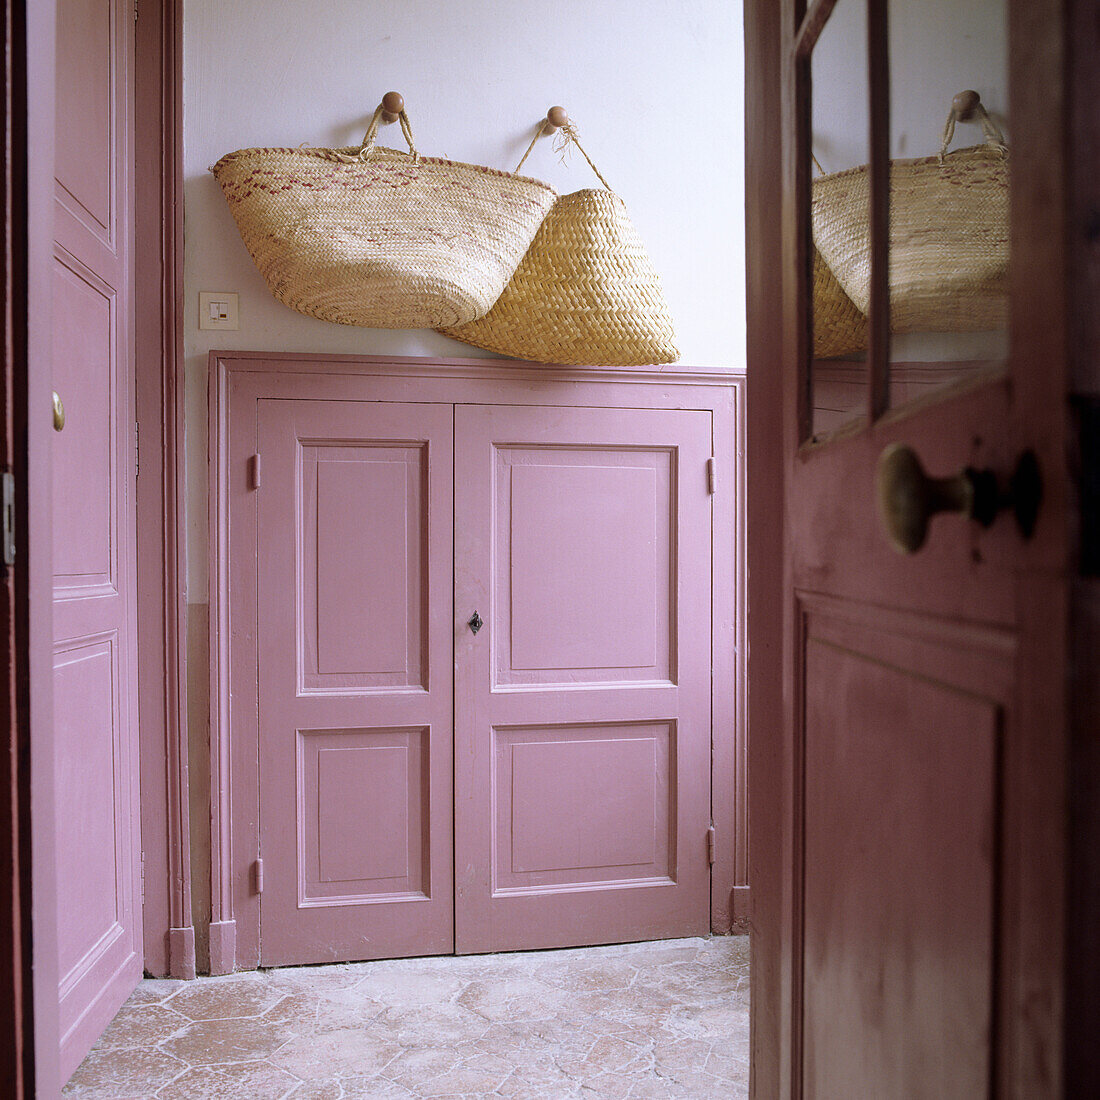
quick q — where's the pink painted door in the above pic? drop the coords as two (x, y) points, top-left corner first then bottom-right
(255, 400), (454, 966)
(454, 404), (713, 953)
(749, 1), (1072, 1093)
(51, 0), (142, 1079)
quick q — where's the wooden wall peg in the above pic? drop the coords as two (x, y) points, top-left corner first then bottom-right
(380, 91), (404, 124)
(952, 89), (982, 122)
(543, 106), (569, 134)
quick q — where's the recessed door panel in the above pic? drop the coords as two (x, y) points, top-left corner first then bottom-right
(55, 0), (115, 242)
(300, 444), (427, 691)
(801, 624), (998, 1097)
(256, 400), (453, 967)
(456, 404), (712, 953)
(494, 722), (673, 890)
(51, 254), (115, 593)
(298, 727), (430, 904)
(498, 455), (670, 684)
(54, 636), (124, 986)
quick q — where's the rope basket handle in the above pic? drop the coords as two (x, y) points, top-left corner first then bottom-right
(940, 89), (1007, 164)
(810, 88), (1007, 177)
(515, 107), (614, 191)
(358, 103), (420, 162)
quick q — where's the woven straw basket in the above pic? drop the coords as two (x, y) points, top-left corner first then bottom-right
(211, 107), (557, 330)
(440, 124), (678, 366)
(812, 103), (1008, 336)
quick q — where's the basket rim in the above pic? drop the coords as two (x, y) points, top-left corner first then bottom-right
(210, 144), (558, 195)
(811, 142), (1010, 187)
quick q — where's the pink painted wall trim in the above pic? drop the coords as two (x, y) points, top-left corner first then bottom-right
(134, 0), (194, 981)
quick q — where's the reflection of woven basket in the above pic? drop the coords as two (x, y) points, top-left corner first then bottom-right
(813, 135), (1008, 335)
(211, 107), (557, 330)
(813, 246), (867, 358)
(440, 187), (678, 365)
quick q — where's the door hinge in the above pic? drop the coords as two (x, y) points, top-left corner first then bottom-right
(706, 826), (716, 866)
(134, 0), (138, 22)
(134, 421), (139, 478)
(253, 858), (264, 894)
(2, 472), (14, 567)
(140, 851), (145, 903)
(249, 453), (262, 490)
(707, 457), (717, 494)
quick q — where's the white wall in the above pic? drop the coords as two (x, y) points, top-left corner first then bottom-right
(183, 0), (747, 602)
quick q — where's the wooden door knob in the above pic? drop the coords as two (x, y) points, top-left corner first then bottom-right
(876, 443), (1042, 554)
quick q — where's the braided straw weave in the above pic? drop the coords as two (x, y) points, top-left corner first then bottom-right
(812, 246), (867, 359)
(439, 122), (678, 366)
(210, 106), (557, 330)
(812, 101), (1008, 336)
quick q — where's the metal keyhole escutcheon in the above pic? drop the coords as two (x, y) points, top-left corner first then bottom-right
(467, 611), (483, 635)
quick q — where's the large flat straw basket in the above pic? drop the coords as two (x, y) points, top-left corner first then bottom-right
(211, 111), (557, 330)
(440, 187), (678, 366)
(812, 141), (1008, 335)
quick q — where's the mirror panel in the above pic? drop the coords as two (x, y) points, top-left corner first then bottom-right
(886, 0), (1009, 413)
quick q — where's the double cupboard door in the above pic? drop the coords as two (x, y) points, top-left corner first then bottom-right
(248, 397), (714, 966)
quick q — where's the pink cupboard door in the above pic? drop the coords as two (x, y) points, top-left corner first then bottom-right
(52, 0), (142, 1079)
(255, 399), (454, 966)
(454, 404), (714, 954)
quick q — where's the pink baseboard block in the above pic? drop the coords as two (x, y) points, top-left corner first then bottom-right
(207, 920), (236, 976)
(168, 926), (196, 980)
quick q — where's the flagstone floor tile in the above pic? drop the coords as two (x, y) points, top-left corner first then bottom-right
(63, 935), (750, 1099)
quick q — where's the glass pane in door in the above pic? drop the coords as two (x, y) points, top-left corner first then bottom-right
(886, 0), (1009, 413)
(809, 0), (871, 441)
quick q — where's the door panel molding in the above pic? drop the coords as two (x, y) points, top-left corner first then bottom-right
(209, 353), (745, 973)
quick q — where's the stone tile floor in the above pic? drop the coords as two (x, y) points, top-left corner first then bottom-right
(64, 935), (749, 1099)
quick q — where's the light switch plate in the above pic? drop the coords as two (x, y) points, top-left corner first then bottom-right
(199, 291), (239, 331)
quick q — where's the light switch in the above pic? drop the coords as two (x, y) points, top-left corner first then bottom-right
(199, 291), (239, 331)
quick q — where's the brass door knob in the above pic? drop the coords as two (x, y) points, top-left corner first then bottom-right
(876, 443), (1041, 554)
(52, 391), (65, 432)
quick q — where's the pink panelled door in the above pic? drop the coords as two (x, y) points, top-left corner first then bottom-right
(255, 400), (454, 966)
(454, 404), (713, 953)
(52, 0), (142, 1078)
(246, 394), (714, 965)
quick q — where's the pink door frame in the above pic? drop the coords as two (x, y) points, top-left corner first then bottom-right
(208, 352), (746, 974)
(132, 0), (194, 983)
